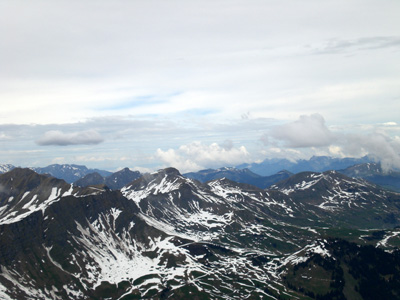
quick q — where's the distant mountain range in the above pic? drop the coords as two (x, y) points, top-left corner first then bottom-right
(0, 155), (375, 181)
(31, 164), (113, 183)
(0, 164), (142, 191)
(237, 155), (373, 176)
(0, 163), (112, 183)
(184, 159), (400, 192)
(184, 167), (292, 189)
(1, 167), (400, 299)
(338, 162), (400, 192)
(1, 155), (399, 192)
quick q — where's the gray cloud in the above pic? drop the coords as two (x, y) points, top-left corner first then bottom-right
(271, 114), (334, 148)
(219, 139), (234, 151)
(310, 36), (400, 55)
(341, 132), (400, 172)
(267, 114), (400, 171)
(36, 130), (104, 146)
(1, 1), (399, 130)
(2, 111), (399, 173)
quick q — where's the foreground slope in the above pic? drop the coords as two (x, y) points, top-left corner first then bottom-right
(0, 169), (289, 299)
(279, 238), (400, 300)
(0, 168), (400, 299)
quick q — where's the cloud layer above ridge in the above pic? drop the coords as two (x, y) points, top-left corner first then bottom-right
(36, 130), (104, 146)
(0, 1), (399, 171)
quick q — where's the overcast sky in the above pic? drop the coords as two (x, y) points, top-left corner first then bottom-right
(1, 0), (399, 172)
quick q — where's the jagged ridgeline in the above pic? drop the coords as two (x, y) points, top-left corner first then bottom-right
(1, 167), (400, 299)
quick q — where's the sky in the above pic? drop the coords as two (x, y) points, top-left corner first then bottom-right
(0, 0), (399, 173)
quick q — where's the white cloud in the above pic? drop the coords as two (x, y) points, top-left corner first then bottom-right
(36, 130), (104, 146)
(51, 157), (66, 164)
(155, 141), (251, 173)
(219, 139), (234, 151)
(328, 145), (345, 157)
(74, 155), (129, 163)
(263, 114), (400, 171)
(1, 0), (399, 171)
(0, 1), (399, 126)
(383, 122), (398, 126)
(271, 114), (334, 148)
(130, 166), (153, 174)
(340, 132), (400, 171)
(155, 149), (202, 173)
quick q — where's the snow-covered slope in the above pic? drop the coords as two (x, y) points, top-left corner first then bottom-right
(0, 168), (106, 225)
(1, 167), (400, 299)
(0, 164), (15, 174)
(270, 170), (400, 227)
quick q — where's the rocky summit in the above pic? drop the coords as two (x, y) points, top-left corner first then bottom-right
(1, 167), (400, 299)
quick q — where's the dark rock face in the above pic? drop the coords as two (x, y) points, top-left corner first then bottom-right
(1, 167), (400, 299)
(74, 168), (142, 190)
(282, 238), (400, 300)
(74, 172), (106, 187)
(104, 167), (141, 190)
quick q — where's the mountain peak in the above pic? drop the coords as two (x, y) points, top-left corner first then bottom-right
(3, 167), (38, 177)
(277, 169), (292, 175)
(74, 172), (105, 187)
(0, 168), (76, 225)
(157, 167), (181, 176)
(122, 167), (187, 201)
(116, 167), (131, 173)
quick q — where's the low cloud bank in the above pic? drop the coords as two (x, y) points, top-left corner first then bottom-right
(269, 114), (400, 171)
(340, 132), (400, 171)
(155, 114), (400, 173)
(156, 141), (250, 173)
(36, 130), (104, 146)
(271, 114), (334, 148)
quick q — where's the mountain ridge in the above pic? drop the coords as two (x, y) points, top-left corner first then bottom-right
(183, 167), (293, 189)
(74, 167), (142, 190)
(2, 155), (397, 192)
(237, 155), (373, 176)
(1, 167), (400, 299)
(338, 162), (400, 192)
